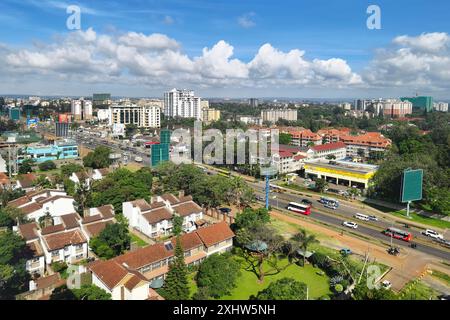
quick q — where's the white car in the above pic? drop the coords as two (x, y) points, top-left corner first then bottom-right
(343, 221), (358, 229)
(422, 229), (444, 240)
(381, 280), (392, 290)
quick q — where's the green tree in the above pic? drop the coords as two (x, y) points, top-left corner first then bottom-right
(254, 278), (307, 300)
(0, 206), (24, 228)
(18, 159), (34, 174)
(83, 146), (112, 169)
(279, 133), (292, 145)
(0, 188), (25, 207)
(38, 160), (56, 171)
(196, 254), (241, 299)
(234, 207), (270, 231)
(60, 163), (84, 176)
(73, 178), (91, 216)
(352, 282), (397, 300)
(161, 236), (189, 300)
(172, 214), (183, 236)
(291, 230), (319, 267)
(314, 178), (328, 193)
(90, 222), (130, 259)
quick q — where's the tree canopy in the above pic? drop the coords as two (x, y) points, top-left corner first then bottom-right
(83, 146), (112, 169)
(254, 278), (307, 300)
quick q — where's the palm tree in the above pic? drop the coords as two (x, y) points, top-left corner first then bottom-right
(291, 230), (319, 267)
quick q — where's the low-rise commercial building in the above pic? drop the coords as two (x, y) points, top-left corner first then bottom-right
(306, 142), (347, 160)
(303, 159), (378, 189)
(339, 132), (391, 158)
(21, 139), (79, 163)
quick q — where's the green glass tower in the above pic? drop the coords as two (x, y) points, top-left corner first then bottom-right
(400, 96), (433, 112)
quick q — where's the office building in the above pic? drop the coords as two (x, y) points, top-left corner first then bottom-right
(71, 99), (93, 120)
(163, 89), (202, 120)
(9, 108), (21, 121)
(22, 139), (79, 163)
(400, 96), (433, 112)
(109, 103), (161, 128)
(249, 98), (259, 108)
(93, 93), (111, 107)
(200, 100), (210, 109)
(55, 123), (70, 137)
(261, 109), (297, 123)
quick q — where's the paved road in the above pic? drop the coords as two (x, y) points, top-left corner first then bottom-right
(250, 183), (450, 261)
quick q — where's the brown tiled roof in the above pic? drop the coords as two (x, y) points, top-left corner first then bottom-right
(161, 193), (179, 205)
(8, 196), (30, 208)
(35, 273), (63, 290)
(172, 232), (203, 251)
(19, 202), (42, 215)
(173, 201), (202, 217)
(124, 275), (142, 291)
(179, 195), (193, 202)
(60, 213), (80, 229)
(28, 240), (44, 258)
(150, 201), (165, 209)
(114, 243), (172, 270)
(96, 204), (114, 219)
(37, 195), (74, 205)
(131, 199), (152, 212)
(43, 230), (86, 251)
(18, 173), (37, 188)
(89, 260), (129, 290)
(84, 220), (112, 238)
(82, 214), (103, 224)
(75, 171), (89, 180)
(41, 224), (65, 235)
(17, 222), (39, 241)
(0, 172), (10, 185)
(143, 207), (173, 224)
(195, 222), (234, 247)
(98, 168), (110, 176)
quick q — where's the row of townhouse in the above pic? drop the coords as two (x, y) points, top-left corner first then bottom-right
(69, 168), (110, 187)
(88, 221), (235, 300)
(339, 132), (392, 158)
(8, 189), (76, 221)
(13, 204), (116, 277)
(123, 193), (203, 239)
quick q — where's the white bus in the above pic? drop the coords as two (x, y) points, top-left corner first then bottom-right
(354, 213), (369, 221)
(287, 202), (311, 215)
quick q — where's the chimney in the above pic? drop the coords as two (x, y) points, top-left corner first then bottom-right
(178, 190), (185, 198)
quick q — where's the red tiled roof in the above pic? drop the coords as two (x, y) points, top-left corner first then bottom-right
(8, 196), (30, 208)
(114, 243), (172, 270)
(60, 213), (80, 229)
(311, 142), (346, 152)
(130, 199), (152, 212)
(35, 273), (64, 290)
(19, 202), (42, 215)
(84, 221), (112, 238)
(195, 222), (234, 247)
(172, 201), (202, 217)
(161, 194), (180, 205)
(143, 207), (173, 224)
(96, 204), (114, 219)
(82, 214), (103, 224)
(17, 173), (37, 188)
(171, 232), (203, 251)
(17, 222), (39, 241)
(89, 260), (129, 290)
(43, 230), (87, 251)
(28, 240), (44, 258)
(41, 224), (65, 235)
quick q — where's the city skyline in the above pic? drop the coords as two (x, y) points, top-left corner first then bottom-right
(1, 0), (450, 98)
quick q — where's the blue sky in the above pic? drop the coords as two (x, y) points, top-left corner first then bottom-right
(1, 0), (450, 98)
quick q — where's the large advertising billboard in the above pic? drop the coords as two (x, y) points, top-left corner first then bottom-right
(400, 169), (423, 203)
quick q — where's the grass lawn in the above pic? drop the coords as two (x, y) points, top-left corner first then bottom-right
(188, 272), (198, 298)
(390, 210), (450, 229)
(400, 280), (441, 300)
(430, 270), (450, 286)
(220, 257), (331, 300)
(123, 163), (144, 172)
(269, 218), (333, 243)
(130, 233), (148, 247)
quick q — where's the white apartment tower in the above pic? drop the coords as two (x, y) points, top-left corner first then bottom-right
(164, 89), (202, 120)
(109, 103), (161, 128)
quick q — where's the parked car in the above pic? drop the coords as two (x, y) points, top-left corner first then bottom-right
(381, 280), (392, 289)
(340, 248), (352, 255)
(422, 229), (444, 240)
(343, 221), (358, 229)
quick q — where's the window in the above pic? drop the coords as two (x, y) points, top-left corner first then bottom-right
(51, 251), (59, 257)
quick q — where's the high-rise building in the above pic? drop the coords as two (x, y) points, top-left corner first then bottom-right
(382, 99), (413, 118)
(202, 108), (221, 123)
(71, 99), (93, 120)
(249, 98), (259, 108)
(260, 109), (297, 123)
(400, 96), (433, 112)
(109, 103), (161, 128)
(151, 129), (171, 167)
(55, 123), (70, 137)
(163, 89), (202, 120)
(9, 108), (21, 121)
(433, 102), (448, 112)
(93, 93), (112, 107)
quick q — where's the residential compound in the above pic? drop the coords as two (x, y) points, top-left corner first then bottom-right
(353, 98), (413, 118)
(71, 99), (93, 120)
(202, 106), (221, 123)
(434, 102), (449, 112)
(123, 193), (203, 239)
(108, 103), (161, 128)
(164, 88), (202, 120)
(261, 109), (297, 123)
(88, 222), (234, 300)
(13, 204), (115, 277)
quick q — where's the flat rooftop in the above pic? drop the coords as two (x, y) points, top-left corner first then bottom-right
(304, 159), (378, 175)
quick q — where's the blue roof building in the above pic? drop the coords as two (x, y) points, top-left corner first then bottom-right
(21, 139), (79, 163)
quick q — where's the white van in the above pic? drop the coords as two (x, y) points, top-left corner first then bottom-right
(354, 213), (369, 221)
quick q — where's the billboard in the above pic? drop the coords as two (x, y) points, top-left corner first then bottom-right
(401, 169), (423, 203)
(27, 118), (39, 128)
(58, 113), (71, 123)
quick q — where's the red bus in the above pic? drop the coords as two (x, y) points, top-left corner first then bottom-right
(287, 202), (311, 215)
(383, 227), (412, 242)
